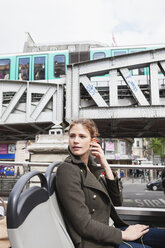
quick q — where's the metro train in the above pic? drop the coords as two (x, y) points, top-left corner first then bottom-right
(0, 42), (164, 82)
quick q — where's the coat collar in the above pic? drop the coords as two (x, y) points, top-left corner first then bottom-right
(65, 146), (97, 169)
(65, 147), (110, 200)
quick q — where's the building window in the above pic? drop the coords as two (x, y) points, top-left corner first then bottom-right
(0, 59), (10, 79)
(18, 58), (29, 80)
(136, 140), (140, 147)
(105, 139), (117, 155)
(120, 141), (126, 155)
(34, 57), (45, 80)
(93, 52), (106, 60)
(54, 55), (66, 78)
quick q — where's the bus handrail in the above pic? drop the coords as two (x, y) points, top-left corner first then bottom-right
(115, 206), (165, 212)
(0, 161), (164, 170)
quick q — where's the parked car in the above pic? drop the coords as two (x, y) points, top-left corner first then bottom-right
(146, 179), (163, 191)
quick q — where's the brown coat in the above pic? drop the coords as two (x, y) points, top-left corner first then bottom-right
(56, 151), (127, 248)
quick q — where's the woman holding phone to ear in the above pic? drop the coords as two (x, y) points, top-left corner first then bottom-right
(56, 119), (165, 248)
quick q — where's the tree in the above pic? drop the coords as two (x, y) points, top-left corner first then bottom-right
(149, 138), (165, 164)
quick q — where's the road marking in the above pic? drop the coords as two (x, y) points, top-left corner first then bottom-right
(159, 198), (165, 204)
(124, 198), (165, 208)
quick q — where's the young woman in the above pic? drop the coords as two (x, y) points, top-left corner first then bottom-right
(56, 119), (165, 248)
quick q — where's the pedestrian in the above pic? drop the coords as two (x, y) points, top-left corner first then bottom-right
(56, 119), (165, 248)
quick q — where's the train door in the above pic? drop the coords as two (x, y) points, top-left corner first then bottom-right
(32, 55), (48, 81)
(16, 56), (31, 81)
(0, 58), (11, 80)
(48, 52), (69, 80)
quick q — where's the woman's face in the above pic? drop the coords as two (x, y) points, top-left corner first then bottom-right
(69, 124), (92, 159)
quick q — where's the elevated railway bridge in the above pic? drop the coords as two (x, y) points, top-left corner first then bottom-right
(2, 46), (165, 247)
(1, 47), (165, 139)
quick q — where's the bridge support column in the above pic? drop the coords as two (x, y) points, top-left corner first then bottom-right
(66, 65), (80, 122)
(109, 69), (118, 106)
(26, 81), (31, 121)
(150, 62), (160, 105)
(72, 65), (79, 121)
(53, 84), (63, 124)
(66, 66), (72, 122)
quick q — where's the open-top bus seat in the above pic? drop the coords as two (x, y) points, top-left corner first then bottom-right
(45, 162), (74, 248)
(7, 170), (74, 248)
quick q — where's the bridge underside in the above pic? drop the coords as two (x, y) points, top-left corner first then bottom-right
(1, 118), (165, 140)
(0, 122), (54, 140)
(94, 118), (165, 138)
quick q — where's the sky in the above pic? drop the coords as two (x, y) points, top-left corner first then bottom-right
(1, 0), (165, 54)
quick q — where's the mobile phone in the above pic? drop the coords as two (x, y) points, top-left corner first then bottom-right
(93, 138), (98, 143)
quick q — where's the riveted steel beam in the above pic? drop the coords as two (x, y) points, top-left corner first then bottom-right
(119, 68), (149, 106)
(80, 76), (108, 107)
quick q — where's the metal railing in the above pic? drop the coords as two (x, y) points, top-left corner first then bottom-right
(0, 162), (164, 193)
(0, 161), (165, 226)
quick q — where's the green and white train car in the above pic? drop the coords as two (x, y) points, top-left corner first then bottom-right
(0, 43), (164, 82)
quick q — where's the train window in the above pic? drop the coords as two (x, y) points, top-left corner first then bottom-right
(138, 68), (145, 75)
(54, 55), (66, 77)
(93, 52), (106, 60)
(113, 51), (127, 56)
(0, 59), (10, 79)
(18, 58), (29, 80)
(34, 57), (45, 80)
(132, 67), (145, 76)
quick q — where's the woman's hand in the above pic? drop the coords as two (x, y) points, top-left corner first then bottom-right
(89, 141), (105, 165)
(89, 141), (114, 180)
(122, 224), (149, 241)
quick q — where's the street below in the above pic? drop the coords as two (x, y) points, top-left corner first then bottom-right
(122, 178), (165, 208)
